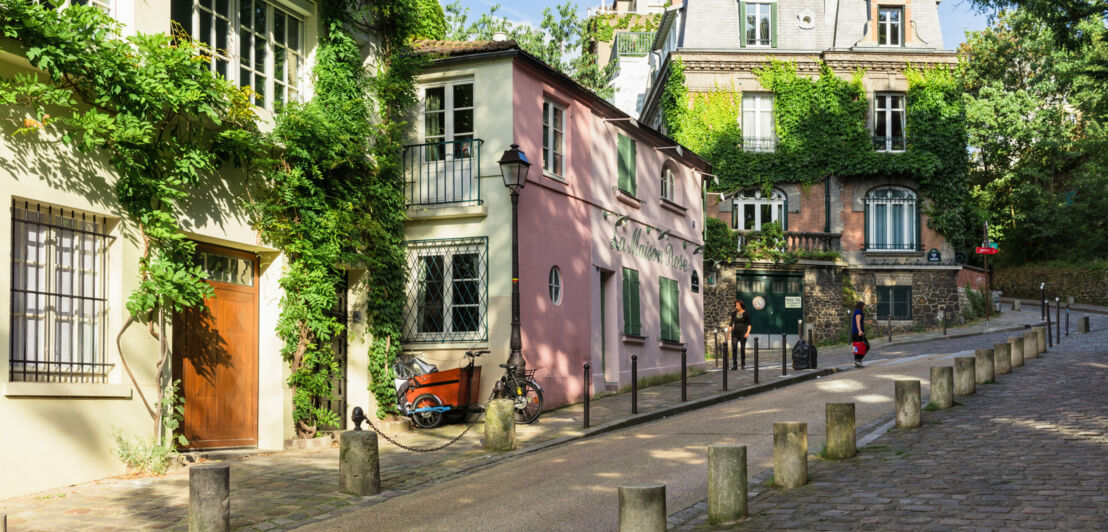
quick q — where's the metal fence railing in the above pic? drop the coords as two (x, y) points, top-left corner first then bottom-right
(403, 139), (483, 207)
(741, 136), (778, 153)
(873, 136), (906, 152)
(615, 31), (655, 56)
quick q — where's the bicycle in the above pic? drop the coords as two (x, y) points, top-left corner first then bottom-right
(493, 361), (544, 424)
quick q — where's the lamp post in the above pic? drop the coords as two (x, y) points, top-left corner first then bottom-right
(498, 144), (531, 374)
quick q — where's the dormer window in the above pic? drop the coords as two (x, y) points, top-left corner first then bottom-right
(877, 7), (903, 46)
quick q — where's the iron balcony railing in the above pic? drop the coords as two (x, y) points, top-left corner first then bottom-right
(615, 31), (655, 56)
(403, 139), (483, 207)
(865, 242), (924, 252)
(741, 136), (777, 153)
(873, 135), (906, 152)
(734, 230), (841, 253)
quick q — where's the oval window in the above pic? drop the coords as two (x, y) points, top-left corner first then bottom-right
(549, 266), (562, 305)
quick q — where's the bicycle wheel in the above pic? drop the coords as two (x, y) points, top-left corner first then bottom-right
(513, 381), (543, 424)
(410, 393), (444, 429)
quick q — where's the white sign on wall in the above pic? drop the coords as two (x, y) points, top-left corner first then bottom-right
(785, 296), (802, 308)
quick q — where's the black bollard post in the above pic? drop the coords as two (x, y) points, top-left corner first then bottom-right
(631, 355), (638, 414)
(942, 310), (947, 336)
(808, 329), (817, 369)
(888, 314), (893, 343)
(681, 347), (688, 402)
(753, 337), (760, 384)
(1046, 311), (1053, 348)
(583, 363), (591, 429)
(722, 346), (728, 391)
(1066, 304), (1070, 336)
(1056, 298), (1061, 343)
(781, 334), (787, 376)
(1041, 282), (1046, 320)
(713, 332), (719, 368)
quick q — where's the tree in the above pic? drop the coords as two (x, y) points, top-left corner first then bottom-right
(961, 10), (1108, 264)
(443, 1), (615, 97)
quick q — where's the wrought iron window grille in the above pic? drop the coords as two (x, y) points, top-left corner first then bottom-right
(402, 237), (489, 343)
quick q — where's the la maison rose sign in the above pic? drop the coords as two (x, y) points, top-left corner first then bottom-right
(609, 228), (690, 272)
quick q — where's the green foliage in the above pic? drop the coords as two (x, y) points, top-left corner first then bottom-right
(704, 217), (736, 267)
(661, 57), (977, 255)
(413, 0), (447, 40)
(741, 221), (789, 263)
(586, 12), (662, 43)
(961, 10), (1108, 265)
(114, 380), (186, 475)
(963, 287), (987, 320)
(443, 1), (616, 97)
(841, 275), (859, 310)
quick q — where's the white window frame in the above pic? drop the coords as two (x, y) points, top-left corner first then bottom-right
(732, 188), (785, 230)
(420, 80), (475, 160)
(745, 3), (772, 47)
(877, 6), (903, 47)
(874, 93), (906, 152)
(866, 187), (918, 252)
(741, 93), (776, 152)
(404, 239), (487, 343)
(542, 100), (565, 178)
(660, 166), (675, 202)
(548, 266), (562, 305)
(176, 0), (305, 110)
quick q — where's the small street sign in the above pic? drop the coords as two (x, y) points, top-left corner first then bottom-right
(975, 247), (998, 255)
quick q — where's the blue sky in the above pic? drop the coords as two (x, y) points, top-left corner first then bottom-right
(444, 0), (996, 49)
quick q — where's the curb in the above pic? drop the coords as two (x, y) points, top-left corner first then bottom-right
(867, 321), (1043, 352)
(1004, 297), (1108, 316)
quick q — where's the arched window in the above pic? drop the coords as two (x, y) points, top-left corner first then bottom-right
(865, 186), (918, 251)
(660, 166), (675, 202)
(548, 266), (562, 305)
(731, 188), (786, 230)
(692, 270), (700, 294)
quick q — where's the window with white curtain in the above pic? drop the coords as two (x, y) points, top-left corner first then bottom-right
(741, 93), (776, 152)
(874, 93), (906, 152)
(865, 187), (918, 251)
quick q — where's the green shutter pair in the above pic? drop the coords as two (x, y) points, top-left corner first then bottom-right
(622, 268), (641, 336)
(659, 277), (680, 342)
(738, 2), (778, 48)
(617, 133), (637, 195)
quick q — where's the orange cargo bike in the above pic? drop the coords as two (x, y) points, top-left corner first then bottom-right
(393, 350), (544, 428)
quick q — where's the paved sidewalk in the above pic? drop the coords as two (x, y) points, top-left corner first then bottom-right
(670, 315), (1108, 531)
(0, 307), (1059, 531)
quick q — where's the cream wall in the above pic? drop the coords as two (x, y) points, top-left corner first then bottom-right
(0, 0), (366, 500)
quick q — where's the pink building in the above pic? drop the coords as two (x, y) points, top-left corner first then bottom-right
(399, 40), (711, 410)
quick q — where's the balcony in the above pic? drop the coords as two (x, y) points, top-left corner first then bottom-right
(403, 139), (483, 207)
(615, 31), (654, 57)
(873, 136), (906, 152)
(735, 230), (841, 254)
(741, 136), (777, 153)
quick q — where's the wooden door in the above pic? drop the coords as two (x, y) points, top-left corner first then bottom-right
(173, 244), (259, 449)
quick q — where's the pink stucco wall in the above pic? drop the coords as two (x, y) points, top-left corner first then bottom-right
(512, 59), (707, 407)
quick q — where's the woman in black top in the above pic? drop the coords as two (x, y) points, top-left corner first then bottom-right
(729, 300), (751, 370)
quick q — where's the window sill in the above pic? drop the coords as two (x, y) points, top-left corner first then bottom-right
(2, 382), (133, 399)
(615, 189), (642, 209)
(406, 204), (488, 221)
(659, 340), (685, 351)
(659, 198), (687, 215)
(864, 249), (923, 254)
(621, 333), (647, 345)
(402, 340), (489, 350)
(543, 171), (568, 184)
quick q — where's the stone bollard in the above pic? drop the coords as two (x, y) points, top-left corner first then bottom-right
(954, 357), (976, 396)
(1009, 336), (1024, 367)
(189, 465), (230, 532)
(895, 380), (921, 429)
(484, 398), (516, 452)
(1078, 316), (1090, 334)
(1014, 299), (1021, 311)
(974, 348), (995, 385)
(773, 422), (808, 488)
(993, 342), (1011, 375)
(708, 445), (748, 524)
(1034, 326), (1047, 353)
(825, 403), (856, 459)
(339, 430), (380, 496)
(618, 484), (666, 532)
(1023, 331), (1038, 360)
(929, 367), (954, 408)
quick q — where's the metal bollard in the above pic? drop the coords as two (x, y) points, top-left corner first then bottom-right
(1047, 311), (1053, 348)
(190, 465), (230, 532)
(753, 337), (760, 384)
(888, 314), (893, 343)
(1056, 298), (1061, 343)
(1065, 305), (1070, 336)
(1041, 282), (1046, 319)
(781, 333), (787, 376)
(713, 332), (720, 368)
(631, 355), (638, 415)
(681, 347), (687, 402)
(942, 310), (947, 336)
(583, 363), (591, 429)
(722, 346), (728, 391)
(808, 329), (817, 369)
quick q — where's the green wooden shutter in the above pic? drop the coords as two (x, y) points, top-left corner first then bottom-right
(770, 3), (778, 48)
(630, 270), (641, 335)
(739, 2), (747, 48)
(622, 268), (632, 335)
(628, 138), (638, 195)
(659, 279), (670, 341)
(669, 278), (680, 341)
(617, 134), (630, 193)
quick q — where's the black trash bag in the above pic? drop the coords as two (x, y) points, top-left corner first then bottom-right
(792, 341), (812, 370)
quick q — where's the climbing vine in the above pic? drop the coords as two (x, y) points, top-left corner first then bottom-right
(586, 12), (663, 43)
(662, 58), (977, 254)
(0, 1), (263, 445)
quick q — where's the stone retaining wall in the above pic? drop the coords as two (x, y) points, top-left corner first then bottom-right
(993, 265), (1108, 305)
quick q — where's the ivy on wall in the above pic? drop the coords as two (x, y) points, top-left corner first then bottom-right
(663, 58), (978, 257)
(586, 12), (663, 44)
(0, 2), (264, 445)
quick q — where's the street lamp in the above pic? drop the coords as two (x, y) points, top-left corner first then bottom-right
(498, 144), (531, 373)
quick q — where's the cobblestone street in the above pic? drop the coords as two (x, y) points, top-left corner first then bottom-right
(671, 316), (1108, 531)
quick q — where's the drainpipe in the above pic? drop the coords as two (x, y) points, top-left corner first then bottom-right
(824, 174), (831, 233)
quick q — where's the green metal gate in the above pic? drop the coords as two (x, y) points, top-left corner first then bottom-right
(735, 271), (803, 335)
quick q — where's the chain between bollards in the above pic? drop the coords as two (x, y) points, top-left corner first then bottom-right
(583, 363), (591, 429)
(681, 347), (688, 402)
(781, 333), (787, 376)
(631, 355), (638, 415)
(753, 337), (760, 384)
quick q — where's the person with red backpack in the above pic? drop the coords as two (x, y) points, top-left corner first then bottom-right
(851, 301), (870, 368)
